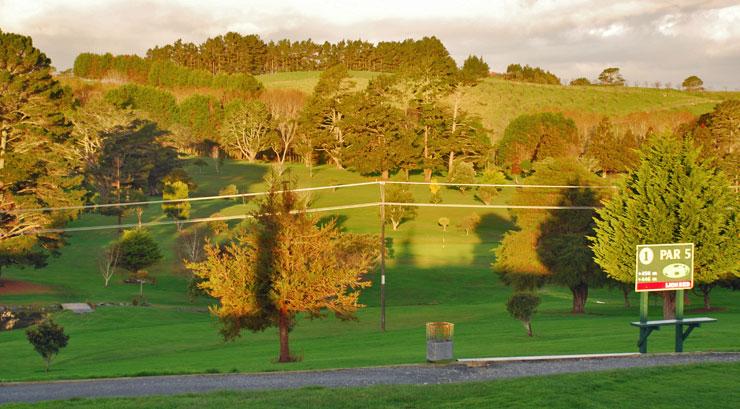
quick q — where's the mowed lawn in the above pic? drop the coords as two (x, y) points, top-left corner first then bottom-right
(1, 160), (738, 382)
(4, 362), (740, 409)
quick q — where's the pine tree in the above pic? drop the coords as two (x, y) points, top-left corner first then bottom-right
(591, 135), (738, 318)
(1, 30), (84, 281)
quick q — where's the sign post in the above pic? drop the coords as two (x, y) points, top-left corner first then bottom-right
(634, 243), (694, 353)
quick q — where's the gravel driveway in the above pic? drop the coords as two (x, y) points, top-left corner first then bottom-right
(1, 352), (738, 404)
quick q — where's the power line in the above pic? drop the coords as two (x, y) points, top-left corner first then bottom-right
(30, 202), (380, 234)
(29, 201), (597, 234)
(13, 180), (616, 214)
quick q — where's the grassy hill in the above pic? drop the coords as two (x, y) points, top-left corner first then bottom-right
(255, 71), (737, 141)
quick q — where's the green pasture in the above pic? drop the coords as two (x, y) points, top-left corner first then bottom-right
(5, 362), (740, 408)
(256, 70), (379, 94)
(1, 160), (737, 382)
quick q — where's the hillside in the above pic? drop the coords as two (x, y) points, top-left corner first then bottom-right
(254, 71), (737, 142)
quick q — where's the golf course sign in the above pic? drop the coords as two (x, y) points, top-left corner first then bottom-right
(635, 243), (694, 292)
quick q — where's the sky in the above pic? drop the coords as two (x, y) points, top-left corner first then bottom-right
(1, 0), (739, 89)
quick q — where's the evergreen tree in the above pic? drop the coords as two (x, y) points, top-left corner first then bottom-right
(591, 135), (738, 318)
(162, 181), (190, 230)
(598, 67), (625, 86)
(460, 55), (490, 85)
(1, 30), (84, 281)
(25, 319), (69, 372)
(682, 75), (704, 91)
(118, 228), (163, 273)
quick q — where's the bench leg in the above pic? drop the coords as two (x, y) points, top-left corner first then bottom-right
(675, 323), (683, 353)
(638, 326), (657, 353)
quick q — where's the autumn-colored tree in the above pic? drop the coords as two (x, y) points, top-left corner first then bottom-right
(688, 99), (739, 184)
(189, 180), (379, 363)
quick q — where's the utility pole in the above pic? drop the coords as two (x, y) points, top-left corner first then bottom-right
(379, 181), (386, 331)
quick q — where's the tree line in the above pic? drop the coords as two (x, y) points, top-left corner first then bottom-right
(73, 53), (263, 93)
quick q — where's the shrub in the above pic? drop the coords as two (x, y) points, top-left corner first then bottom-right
(476, 167), (506, 205)
(506, 292), (541, 337)
(385, 184), (417, 231)
(219, 184), (239, 200)
(457, 212), (481, 236)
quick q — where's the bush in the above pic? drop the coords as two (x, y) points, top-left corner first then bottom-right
(506, 292), (540, 337)
(219, 184), (239, 200)
(26, 318), (69, 372)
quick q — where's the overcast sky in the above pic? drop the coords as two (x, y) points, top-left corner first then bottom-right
(2, 0), (739, 89)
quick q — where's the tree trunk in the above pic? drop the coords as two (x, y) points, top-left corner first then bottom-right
(423, 168), (432, 182)
(622, 287), (631, 308)
(662, 291), (676, 319)
(448, 151), (455, 174)
(392, 219), (400, 231)
(381, 169), (389, 180)
(525, 321), (532, 337)
(570, 283), (588, 314)
(278, 310), (292, 363)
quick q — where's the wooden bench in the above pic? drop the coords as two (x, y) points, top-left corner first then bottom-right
(630, 317), (717, 353)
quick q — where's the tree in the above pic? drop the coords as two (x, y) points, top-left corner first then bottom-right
(26, 318), (69, 372)
(162, 181), (190, 230)
(585, 117), (639, 176)
(98, 241), (121, 287)
(460, 55), (489, 85)
(385, 184), (417, 231)
(1, 30), (84, 281)
(447, 160), (476, 193)
(300, 64), (355, 169)
(598, 67), (625, 86)
(495, 159), (608, 313)
(438, 217), (450, 248)
(220, 100), (272, 162)
(218, 184), (239, 200)
(188, 180), (379, 363)
(591, 136), (738, 318)
(89, 119), (180, 224)
(118, 229), (163, 273)
(496, 113), (580, 173)
(344, 76), (415, 179)
(688, 99), (739, 184)
(682, 75), (704, 91)
(505, 64), (560, 85)
(261, 89), (306, 173)
(506, 292), (540, 336)
(476, 167), (506, 205)
(569, 77), (591, 86)
(457, 212), (481, 236)
(176, 223), (212, 300)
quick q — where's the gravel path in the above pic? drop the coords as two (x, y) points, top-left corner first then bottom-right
(1, 352), (738, 404)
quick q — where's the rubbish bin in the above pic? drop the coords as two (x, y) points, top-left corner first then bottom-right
(426, 322), (454, 362)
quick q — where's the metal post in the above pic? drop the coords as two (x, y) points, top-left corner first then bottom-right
(379, 182), (386, 332)
(639, 292), (648, 353)
(675, 289), (684, 352)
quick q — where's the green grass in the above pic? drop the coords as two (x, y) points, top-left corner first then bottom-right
(5, 362), (739, 408)
(1, 160), (738, 382)
(256, 70), (380, 94)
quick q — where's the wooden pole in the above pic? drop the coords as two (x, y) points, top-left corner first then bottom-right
(379, 181), (386, 332)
